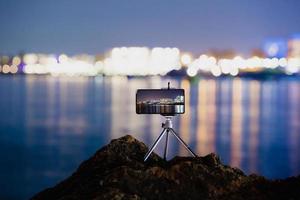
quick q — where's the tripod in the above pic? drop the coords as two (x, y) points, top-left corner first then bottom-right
(144, 116), (197, 162)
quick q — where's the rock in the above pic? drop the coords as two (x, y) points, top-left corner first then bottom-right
(31, 135), (300, 200)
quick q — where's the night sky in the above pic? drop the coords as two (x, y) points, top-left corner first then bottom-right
(1, 0), (300, 55)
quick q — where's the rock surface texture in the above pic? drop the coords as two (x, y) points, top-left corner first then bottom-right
(32, 135), (300, 200)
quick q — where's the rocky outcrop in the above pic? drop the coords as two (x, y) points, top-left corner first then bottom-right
(32, 135), (300, 200)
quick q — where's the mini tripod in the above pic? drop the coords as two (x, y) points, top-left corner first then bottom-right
(144, 116), (197, 161)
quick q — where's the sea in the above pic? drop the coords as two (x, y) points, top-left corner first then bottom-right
(0, 75), (299, 199)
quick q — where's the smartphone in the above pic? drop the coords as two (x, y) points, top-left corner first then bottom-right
(136, 89), (185, 115)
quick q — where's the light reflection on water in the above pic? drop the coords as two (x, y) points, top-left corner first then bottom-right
(0, 75), (299, 199)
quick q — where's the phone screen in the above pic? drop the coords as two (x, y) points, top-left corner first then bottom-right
(136, 89), (185, 115)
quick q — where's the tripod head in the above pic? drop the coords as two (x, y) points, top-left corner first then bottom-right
(161, 116), (173, 129)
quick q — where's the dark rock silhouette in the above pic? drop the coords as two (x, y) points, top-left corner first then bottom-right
(32, 135), (300, 200)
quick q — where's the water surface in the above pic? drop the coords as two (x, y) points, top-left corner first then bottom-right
(0, 75), (299, 199)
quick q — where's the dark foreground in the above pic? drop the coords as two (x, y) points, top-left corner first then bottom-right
(32, 135), (300, 200)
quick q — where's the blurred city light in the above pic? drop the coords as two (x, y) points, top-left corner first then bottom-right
(103, 47), (180, 75)
(263, 38), (287, 58)
(181, 54), (192, 66)
(0, 45), (300, 77)
(2, 64), (10, 74)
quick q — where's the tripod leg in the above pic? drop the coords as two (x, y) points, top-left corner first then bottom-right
(170, 128), (197, 157)
(144, 129), (166, 162)
(163, 129), (169, 160)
